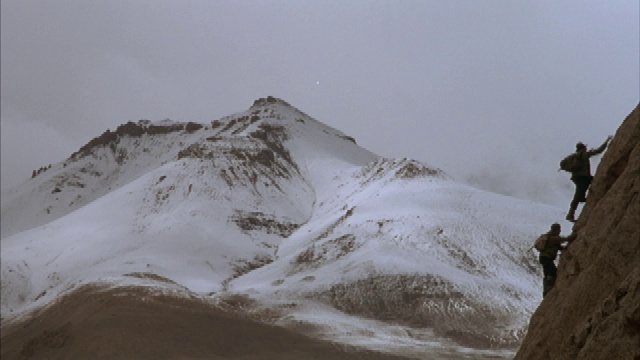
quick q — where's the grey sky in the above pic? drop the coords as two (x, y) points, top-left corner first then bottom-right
(2, 1), (638, 208)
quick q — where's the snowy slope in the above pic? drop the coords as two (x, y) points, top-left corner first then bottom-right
(1, 97), (570, 356)
(229, 158), (565, 349)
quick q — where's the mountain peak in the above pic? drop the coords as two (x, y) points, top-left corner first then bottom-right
(3, 98), (376, 238)
(249, 96), (316, 121)
(251, 96), (291, 108)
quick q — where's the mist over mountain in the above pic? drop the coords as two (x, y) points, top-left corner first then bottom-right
(2, 97), (573, 359)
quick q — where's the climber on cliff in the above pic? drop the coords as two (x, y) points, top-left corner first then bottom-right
(533, 223), (576, 297)
(561, 136), (612, 222)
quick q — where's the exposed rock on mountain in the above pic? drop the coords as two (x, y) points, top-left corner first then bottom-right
(515, 102), (640, 359)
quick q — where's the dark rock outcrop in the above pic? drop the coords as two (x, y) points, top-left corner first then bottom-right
(68, 120), (203, 161)
(515, 102), (640, 359)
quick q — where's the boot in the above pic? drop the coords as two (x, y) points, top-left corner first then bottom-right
(566, 206), (576, 222)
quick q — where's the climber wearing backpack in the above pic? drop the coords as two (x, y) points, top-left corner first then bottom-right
(534, 223), (576, 297)
(560, 136), (612, 222)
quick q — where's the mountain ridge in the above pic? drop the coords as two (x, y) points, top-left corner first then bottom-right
(2, 97), (566, 358)
(1, 96), (376, 238)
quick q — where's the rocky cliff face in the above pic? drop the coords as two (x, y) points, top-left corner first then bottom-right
(515, 103), (640, 359)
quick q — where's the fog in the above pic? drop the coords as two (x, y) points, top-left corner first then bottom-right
(2, 1), (638, 209)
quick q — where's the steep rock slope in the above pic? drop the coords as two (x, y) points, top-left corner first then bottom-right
(515, 102), (640, 359)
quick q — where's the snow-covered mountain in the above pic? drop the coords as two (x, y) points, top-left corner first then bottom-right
(1, 97), (568, 358)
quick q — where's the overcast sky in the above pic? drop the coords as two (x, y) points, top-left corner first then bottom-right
(2, 1), (638, 208)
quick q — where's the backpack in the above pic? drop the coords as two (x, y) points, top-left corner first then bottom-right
(559, 153), (581, 173)
(534, 234), (549, 252)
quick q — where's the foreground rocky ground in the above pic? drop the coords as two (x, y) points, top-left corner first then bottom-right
(1, 285), (416, 360)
